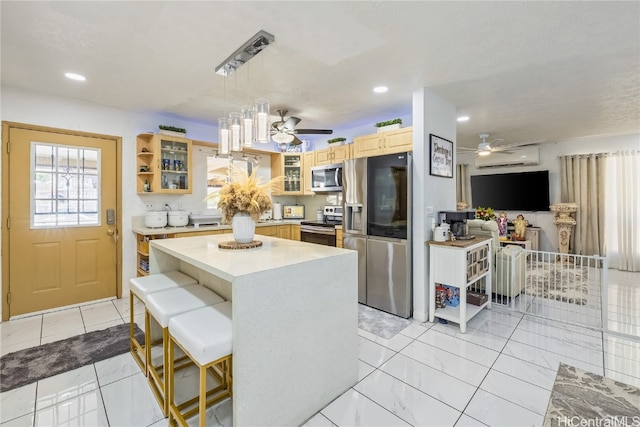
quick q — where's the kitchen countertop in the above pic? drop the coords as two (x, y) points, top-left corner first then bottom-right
(132, 216), (303, 236)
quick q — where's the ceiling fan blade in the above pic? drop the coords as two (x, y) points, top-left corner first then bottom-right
(493, 138), (546, 150)
(293, 129), (333, 135)
(283, 116), (301, 130)
(457, 147), (479, 152)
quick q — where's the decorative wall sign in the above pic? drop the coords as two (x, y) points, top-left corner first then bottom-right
(429, 134), (454, 178)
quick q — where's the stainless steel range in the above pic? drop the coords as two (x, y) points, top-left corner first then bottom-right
(300, 206), (342, 246)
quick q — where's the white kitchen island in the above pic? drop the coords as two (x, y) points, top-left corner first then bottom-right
(149, 234), (358, 426)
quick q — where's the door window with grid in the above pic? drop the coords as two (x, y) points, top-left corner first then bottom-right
(31, 142), (101, 228)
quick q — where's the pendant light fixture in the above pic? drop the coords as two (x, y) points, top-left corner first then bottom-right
(215, 30), (274, 152)
(229, 112), (242, 152)
(242, 105), (254, 147)
(218, 117), (230, 155)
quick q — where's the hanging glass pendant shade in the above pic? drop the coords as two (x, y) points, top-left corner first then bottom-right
(229, 112), (242, 152)
(254, 98), (270, 144)
(241, 106), (254, 148)
(218, 117), (230, 155)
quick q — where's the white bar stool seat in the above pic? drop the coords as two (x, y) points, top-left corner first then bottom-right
(129, 271), (198, 374)
(168, 302), (233, 427)
(145, 284), (225, 416)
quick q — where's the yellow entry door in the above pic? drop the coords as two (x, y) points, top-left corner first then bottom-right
(6, 127), (118, 317)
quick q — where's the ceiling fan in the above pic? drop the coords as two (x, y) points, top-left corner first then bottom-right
(458, 133), (545, 156)
(270, 109), (333, 145)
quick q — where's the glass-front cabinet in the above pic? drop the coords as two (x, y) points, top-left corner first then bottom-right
(271, 153), (303, 195)
(136, 133), (192, 194)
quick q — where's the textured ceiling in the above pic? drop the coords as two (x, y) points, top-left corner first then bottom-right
(1, 1), (639, 150)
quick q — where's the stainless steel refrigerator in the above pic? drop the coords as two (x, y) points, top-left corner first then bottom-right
(343, 152), (412, 318)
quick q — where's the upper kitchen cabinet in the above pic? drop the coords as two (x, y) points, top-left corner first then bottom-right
(303, 152), (315, 195)
(271, 153), (303, 195)
(353, 127), (412, 158)
(136, 133), (192, 194)
(314, 144), (352, 166)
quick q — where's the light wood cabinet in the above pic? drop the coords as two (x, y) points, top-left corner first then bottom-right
(315, 144), (352, 166)
(291, 225), (301, 241)
(136, 133), (192, 194)
(353, 127), (412, 158)
(136, 233), (177, 276)
(336, 228), (343, 248)
(276, 225), (291, 240)
(271, 153), (303, 195)
(303, 152), (315, 195)
(255, 225), (278, 237)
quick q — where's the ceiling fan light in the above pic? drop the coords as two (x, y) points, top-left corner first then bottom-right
(478, 150), (491, 156)
(272, 132), (294, 144)
(254, 98), (270, 143)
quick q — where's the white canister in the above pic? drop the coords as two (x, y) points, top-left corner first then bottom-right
(167, 210), (188, 227)
(272, 202), (282, 220)
(434, 226), (447, 242)
(144, 211), (168, 228)
(316, 209), (323, 221)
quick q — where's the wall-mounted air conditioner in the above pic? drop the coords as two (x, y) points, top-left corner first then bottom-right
(474, 146), (540, 168)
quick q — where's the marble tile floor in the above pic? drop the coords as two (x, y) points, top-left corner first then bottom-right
(0, 270), (638, 427)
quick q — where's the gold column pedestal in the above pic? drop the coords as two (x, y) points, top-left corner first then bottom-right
(550, 203), (578, 254)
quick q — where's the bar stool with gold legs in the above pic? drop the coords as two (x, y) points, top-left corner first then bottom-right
(145, 284), (225, 416)
(129, 271), (198, 375)
(167, 301), (233, 427)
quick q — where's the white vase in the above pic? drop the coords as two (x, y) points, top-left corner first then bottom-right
(232, 211), (256, 243)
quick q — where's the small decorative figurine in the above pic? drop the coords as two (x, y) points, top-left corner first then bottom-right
(513, 214), (528, 240)
(497, 211), (508, 237)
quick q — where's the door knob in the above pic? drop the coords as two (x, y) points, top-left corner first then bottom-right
(107, 229), (115, 236)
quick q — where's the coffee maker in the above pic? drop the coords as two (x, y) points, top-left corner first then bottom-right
(439, 210), (475, 238)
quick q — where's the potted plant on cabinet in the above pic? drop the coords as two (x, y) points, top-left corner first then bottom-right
(375, 118), (402, 133)
(328, 137), (346, 145)
(159, 125), (187, 138)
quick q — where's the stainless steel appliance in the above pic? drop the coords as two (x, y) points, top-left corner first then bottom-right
(300, 206), (342, 246)
(344, 153), (412, 318)
(310, 163), (343, 192)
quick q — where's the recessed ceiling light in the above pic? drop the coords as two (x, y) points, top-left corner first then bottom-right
(457, 116), (469, 122)
(65, 72), (86, 81)
(373, 86), (388, 93)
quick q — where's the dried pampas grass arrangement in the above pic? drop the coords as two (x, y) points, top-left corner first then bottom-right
(206, 164), (280, 224)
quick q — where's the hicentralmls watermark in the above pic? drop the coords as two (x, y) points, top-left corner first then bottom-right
(557, 416), (640, 427)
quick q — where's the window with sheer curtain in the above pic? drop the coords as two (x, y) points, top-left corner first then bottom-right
(605, 151), (640, 271)
(560, 151), (640, 271)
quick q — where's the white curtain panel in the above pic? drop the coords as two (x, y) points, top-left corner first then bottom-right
(605, 151), (640, 271)
(456, 164), (470, 206)
(559, 154), (606, 256)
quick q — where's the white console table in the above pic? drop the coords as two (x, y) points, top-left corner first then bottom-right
(507, 226), (540, 251)
(499, 239), (532, 251)
(428, 236), (492, 333)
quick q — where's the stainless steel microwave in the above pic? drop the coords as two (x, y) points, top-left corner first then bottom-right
(310, 163), (343, 192)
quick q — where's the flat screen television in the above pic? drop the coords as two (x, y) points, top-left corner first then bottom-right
(471, 170), (550, 211)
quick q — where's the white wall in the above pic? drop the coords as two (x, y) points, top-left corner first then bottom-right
(411, 89), (457, 322)
(457, 133), (640, 252)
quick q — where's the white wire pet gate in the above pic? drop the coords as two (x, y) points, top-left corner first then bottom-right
(471, 249), (608, 332)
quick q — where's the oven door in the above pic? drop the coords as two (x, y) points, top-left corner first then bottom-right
(300, 226), (336, 246)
